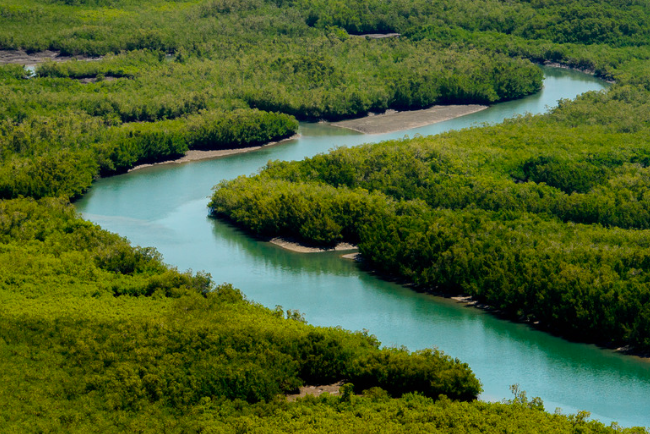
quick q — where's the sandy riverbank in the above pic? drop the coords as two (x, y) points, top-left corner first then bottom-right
(330, 105), (488, 135)
(128, 135), (300, 172)
(270, 237), (358, 253)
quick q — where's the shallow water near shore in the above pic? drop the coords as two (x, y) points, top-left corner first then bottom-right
(76, 67), (650, 428)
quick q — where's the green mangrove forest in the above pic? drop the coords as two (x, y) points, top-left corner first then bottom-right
(2, 0), (650, 431)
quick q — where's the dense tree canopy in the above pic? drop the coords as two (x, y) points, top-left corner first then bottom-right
(2, 0), (650, 431)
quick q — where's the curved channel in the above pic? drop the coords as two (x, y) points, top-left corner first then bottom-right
(75, 67), (650, 428)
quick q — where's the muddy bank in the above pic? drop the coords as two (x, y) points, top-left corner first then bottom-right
(330, 105), (488, 134)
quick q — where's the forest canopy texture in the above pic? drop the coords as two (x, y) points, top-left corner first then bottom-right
(2, 0), (650, 432)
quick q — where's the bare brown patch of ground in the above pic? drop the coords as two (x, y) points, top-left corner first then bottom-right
(270, 237), (358, 253)
(286, 382), (342, 402)
(331, 105), (488, 135)
(350, 33), (400, 39)
(0, 49), (101, 65)
(77, 76), (118, 84)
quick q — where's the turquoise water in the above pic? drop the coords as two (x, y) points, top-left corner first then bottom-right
(76, 67), (650, 428)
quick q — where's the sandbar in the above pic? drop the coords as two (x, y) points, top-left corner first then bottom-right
(128, 134), (299, 172)
(270, 237), (358, 253)
(331, 105), (488, 135)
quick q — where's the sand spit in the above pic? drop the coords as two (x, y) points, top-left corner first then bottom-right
(128, 135), (300, 172)
(270, 237), (358, 253)
(331, 105), (488, 135)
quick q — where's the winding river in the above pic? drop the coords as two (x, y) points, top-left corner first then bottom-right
(75, 67), (650, 428)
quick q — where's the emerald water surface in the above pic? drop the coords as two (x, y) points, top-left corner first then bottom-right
(76, 67), (650, 428)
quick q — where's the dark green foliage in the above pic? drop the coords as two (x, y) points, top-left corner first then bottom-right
(348, 348), (480, 401)
(242, 48), (543, 119)
(0, 63), (26, 79)
(186, 109), (298, 150)
(0, 149), (98, 199)
(521, 156), (607, 194)
(303, 0), (650, 47)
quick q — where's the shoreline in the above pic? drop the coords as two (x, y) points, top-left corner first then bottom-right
(446, 294), (650, 361)
(329, 105), (488, 135)
(326, 246), (650, 362)
(127, 134), (300, 172)
(541, 60), (616, 84)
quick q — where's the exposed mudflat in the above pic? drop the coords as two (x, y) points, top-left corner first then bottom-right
(350, 33), (401, 39)
(0, 49), (100, 65)
(286, 382), (342, 402)
(331, 105), (488, 134)
(77, 76), (118, 84)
